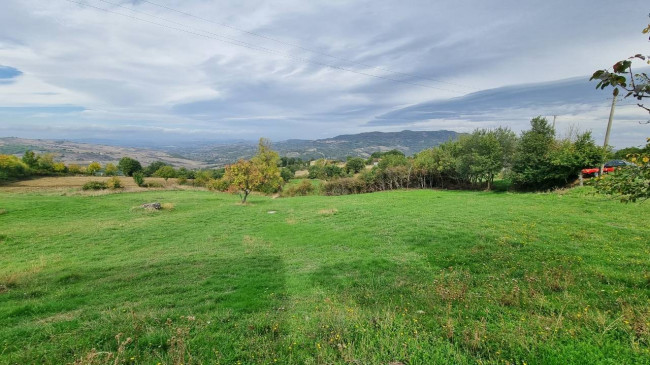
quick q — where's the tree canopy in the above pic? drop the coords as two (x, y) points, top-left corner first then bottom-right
(118, 157), (143, 177)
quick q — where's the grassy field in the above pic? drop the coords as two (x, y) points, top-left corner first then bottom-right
(0, 185), (649, 364)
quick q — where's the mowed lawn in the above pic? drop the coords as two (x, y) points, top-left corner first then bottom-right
(0, 187), (649, 364)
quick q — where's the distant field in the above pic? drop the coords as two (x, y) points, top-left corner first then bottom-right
(0, 186), (649, 364)
(0, 176), (184, 193)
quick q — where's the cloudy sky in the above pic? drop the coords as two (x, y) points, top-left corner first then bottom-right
(0, 0), (649, 148)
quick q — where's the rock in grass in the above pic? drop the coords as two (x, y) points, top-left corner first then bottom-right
(141, 202), (162, 210)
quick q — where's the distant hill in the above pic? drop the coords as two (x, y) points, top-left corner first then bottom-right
(0, 137), (209, 169)
(0, 130), (460, 167)
(168, 130), (460, 164)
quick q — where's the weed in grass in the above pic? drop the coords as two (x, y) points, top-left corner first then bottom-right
(318, 208), (338, 215)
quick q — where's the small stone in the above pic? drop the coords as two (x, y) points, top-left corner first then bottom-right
(141, 202), (162, 210)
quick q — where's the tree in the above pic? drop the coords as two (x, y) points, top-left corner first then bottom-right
(154, 165), (176, 181)
(118, 157), (142, 177)
(493, 127), (518, 170)
(22, 150), (38, 168)
(345, 157), (366, 174)
(221, 138), (285, 202)
(511, 117), (602, 190)
(144, 161), (168, 177)
(458, 130), (503, 189)
(324, 164), (344, 178)
(280, 167), (294, 182)
(308, 165), (326, 179)
(177, 167), (195, 179)
(377, 153), (408, 170)
(68, 164), (83, 174)
(510, 117), (557, 190)
(251, 138), (283, 193)
(36, 153), (55, 172)
(104, 163), (118, 176)
(225, 159), (262, 203)
(86, 161), (101, 176)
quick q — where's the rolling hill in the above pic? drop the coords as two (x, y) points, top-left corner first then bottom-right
(0, 130), (460, 167)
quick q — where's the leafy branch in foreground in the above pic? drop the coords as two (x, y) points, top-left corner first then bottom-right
(590, 15), (650, 202)
(590, 20), (650, 123)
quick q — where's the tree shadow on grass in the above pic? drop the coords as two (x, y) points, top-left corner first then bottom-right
(0, 255), (287, 363)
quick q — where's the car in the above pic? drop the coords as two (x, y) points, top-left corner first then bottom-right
(581, 160), (635, 178)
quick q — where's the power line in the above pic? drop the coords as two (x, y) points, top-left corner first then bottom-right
(137, 0), (478, 91)
(63, 0), (468, 94)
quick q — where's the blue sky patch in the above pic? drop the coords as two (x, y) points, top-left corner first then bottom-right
(0, 106), (85, 114)
(0, 65), (22, 80)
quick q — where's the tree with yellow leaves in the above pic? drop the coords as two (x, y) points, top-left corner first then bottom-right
(252, 138), (284, 194)
(223, 138), (284, 202)
(225, 159), (262, 203)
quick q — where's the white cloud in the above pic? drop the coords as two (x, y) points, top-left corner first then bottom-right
(0, 0), (648, 146)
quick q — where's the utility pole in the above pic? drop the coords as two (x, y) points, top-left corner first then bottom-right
(599, 96), (617, 176)
(552, 115), (557, 129)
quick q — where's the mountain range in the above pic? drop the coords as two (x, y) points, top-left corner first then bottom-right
(0, 130), (460, 167)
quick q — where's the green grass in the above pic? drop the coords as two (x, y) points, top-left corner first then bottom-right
(0, 188), (649, 364)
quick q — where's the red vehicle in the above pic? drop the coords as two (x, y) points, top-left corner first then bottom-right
(581, 160), (634, 178)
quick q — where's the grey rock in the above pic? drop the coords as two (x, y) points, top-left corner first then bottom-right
(141, 202), (162, 210)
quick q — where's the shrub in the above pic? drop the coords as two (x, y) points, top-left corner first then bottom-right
(324, 165), (344, 178)
(86, 162), (101, 176)
(207, 177), (231, 191)
(177, 176), (188, 185)
(193, 170), (213, 187)
(177, 167), (196, 179)
(154, 165), (176, 181)
(280, 167), (294, 182)
(491, 179), (512, 192)
(0, 155), (30, 181)
(143, 161), (167, 177)
(104, 163), (118, 176)
(143, 181), (164, 188)
(308, 165), (325, 179)
(82, 181), (108, 190)
(594, 142), (650, 202)
(282, 180), (315, 197)
(52, 162), (67, 173)
(106, 176), (123, 189)
(133, 172), (145, 187)
(323, 177), (368, 196)
(345, 157), (366, 174)
(67, 164), (83, 174)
